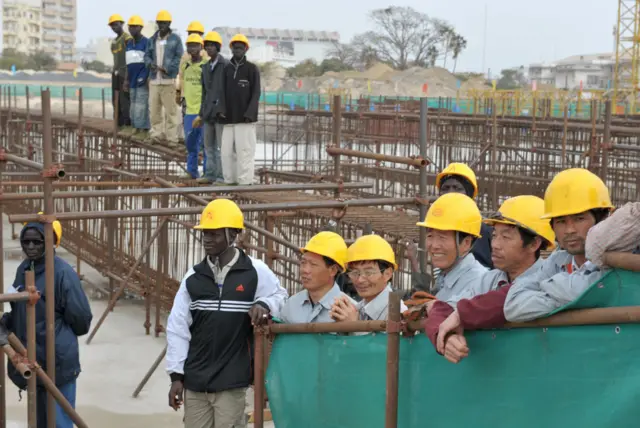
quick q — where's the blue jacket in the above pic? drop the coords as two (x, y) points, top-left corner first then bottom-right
(126, 35), (150, 88)
(144, 31), (183, 80)
(1, 223), (93, 389)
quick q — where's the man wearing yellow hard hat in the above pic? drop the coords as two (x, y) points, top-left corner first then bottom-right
(166, 199), (287, 426)
(416, 193), (488, 311)
(0, 214), (92, 427)
(125, 16), (151, 137)
(193, 31), (227, 184)
(279, 232), (353, 323)
(330, 235), (407, 322)
(504, 168), (614, 322)
(108, 14), (133, 132)
(179, 33), (206, 179)
(144, 10), (183, 147)
(220, 33), (261, 185)
(425, 195), (555, 363)
(176, 21), (208, 108)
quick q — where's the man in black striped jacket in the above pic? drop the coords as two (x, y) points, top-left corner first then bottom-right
(166, 198), (288, 428)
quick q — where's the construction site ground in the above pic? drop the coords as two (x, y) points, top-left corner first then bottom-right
(1, 214), (273, 428)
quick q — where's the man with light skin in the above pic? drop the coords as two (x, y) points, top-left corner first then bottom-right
(279, 232), (352, 323)
(423, 195), (555, 364)
(504, 168), (614, 322)
(330, 235), (407, 323)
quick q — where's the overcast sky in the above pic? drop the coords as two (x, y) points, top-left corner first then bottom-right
(80, 0), (616, 73)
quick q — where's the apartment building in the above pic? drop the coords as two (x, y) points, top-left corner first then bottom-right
(2, 0), (42, 54)
(2, 0), (76, 62)
(42, 0), (77, 62)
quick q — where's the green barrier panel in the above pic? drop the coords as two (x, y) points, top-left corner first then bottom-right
(266, 269), (640, 428)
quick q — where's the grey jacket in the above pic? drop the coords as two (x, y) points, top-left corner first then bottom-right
(503, 250), (605, 322)
(200, 55), (228, 123)
(434, 253), (488, 309)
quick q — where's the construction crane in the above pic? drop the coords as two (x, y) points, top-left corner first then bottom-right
(613, 0), (640, 112)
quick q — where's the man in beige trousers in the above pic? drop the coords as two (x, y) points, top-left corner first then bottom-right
(143, 10), (183, 147)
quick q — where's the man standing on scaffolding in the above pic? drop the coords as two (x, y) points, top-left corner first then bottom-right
(0, 218), (93, 428)
(166, 198), (287, 427)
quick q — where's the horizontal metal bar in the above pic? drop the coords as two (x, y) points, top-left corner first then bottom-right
(9, 197), (417, 222)
(326, 146), (428, 168)
(0, 182), (374, 201)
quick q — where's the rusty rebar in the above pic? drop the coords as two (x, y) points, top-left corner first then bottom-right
(0, 182), (375, 202)
(131, 345), (167, 398)
(0, 345), (32, 379)
(41, 89), (57, 428)
(385, 291), (401, 428)
(9, 197), (417, 223)
(253, 328), (266, 428)
(26, 271), (37, 428)
(326, 146), (428, 168)
(0, 291), (35, 304)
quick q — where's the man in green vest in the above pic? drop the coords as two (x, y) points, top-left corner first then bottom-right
(181, 34), (207, 179)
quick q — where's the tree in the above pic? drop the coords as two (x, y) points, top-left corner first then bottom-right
(325, 41), (358, 68)
(451, 35), (468, 73)
(27, 50), (57, 71)
(83, 60), (110, 74)
(319, 58), (353, 74)
(0, 49), (56, 71)
(348, 6), (464, 70)
(496, 67), (528, 90)
(287, 59), (323, 78)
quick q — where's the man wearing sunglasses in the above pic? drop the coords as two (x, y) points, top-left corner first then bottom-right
(166, 198), (287, 427)
(424, 195), (555, 364)
(0, 217), (92, 428)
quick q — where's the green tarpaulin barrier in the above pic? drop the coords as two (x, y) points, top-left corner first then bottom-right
(266, 269), (640, 428)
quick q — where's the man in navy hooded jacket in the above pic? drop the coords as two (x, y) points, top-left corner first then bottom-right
(0, 221), (92, 428)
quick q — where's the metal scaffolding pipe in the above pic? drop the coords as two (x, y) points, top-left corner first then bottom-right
(0, 182), (375, 201)
(9, 198), (417, 223)
(326, 146), (428, 168)
(1, 345), (32, 379)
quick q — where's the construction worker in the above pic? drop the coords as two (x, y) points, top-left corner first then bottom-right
(586, 202), (640, 269)
(409, 162), (493, 293)
(416, 192), (488, 312)
(125, 15), (150, 137)
(279, 232), (352, 323)
(330, 235), (407, 321)
(221, 34), (261, 186)
(424, 195), (555, 363)
(166, 198), (287, 427)
(144, 10), (184, 147)
(176, 21), (207, 108)
(193, 31), (228, 184)
(108, 14), (132, 132)
(504, 168), (614, 322)
(180, 34), (207, 179)
(0, 217), (92, 428)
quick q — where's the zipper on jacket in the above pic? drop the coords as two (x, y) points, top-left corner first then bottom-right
(217, 282), (223, 311)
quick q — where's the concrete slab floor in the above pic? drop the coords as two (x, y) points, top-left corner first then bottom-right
(1, 214), (274, 427)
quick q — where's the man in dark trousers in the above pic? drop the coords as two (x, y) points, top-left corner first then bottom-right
(0, 219), (93, 428)
(193, 31), (228, 184)
(166, 199), (287, 427)
(220, 33), (261, 186)
(108, 14), (132, 132)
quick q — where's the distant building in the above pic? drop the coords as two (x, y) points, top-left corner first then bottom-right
(1, 0), (76, 62)
(212, 27), (340, 67)
(529, 53), (616, 90)
(2, 0), (42, 54)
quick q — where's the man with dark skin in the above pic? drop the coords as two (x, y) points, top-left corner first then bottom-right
(0, 219), (92, 428)
(221, 34), (261, 185)
(125, 16), (150, 137)
(108, 14), (132, 132)
(166, 199), (287, 427)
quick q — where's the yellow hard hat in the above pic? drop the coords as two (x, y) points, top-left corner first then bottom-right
(542, 168), (613, 219)
(417, 193), (482, 238)
(156, 10), (172, 22)
(484, 195), (556, 250)
(229, 33), (250, 49)
(186, 34), (203, 45)
(301, 231), (348, 270)
(127, 15), (144, 27)
(108, 14), (125, 25)
(436, 162), (478, 198)
(24, 212), (62, 247)
(193, 199), (244, 230)
(187, 21), (205, 34)
(204, 31), (223, 45)
(346, 235), (397, 271)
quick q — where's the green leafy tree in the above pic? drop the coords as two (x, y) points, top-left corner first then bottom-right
(496, 67), (528, 90)
(83, 60), (110, 73)
(287, 59), (322, 78)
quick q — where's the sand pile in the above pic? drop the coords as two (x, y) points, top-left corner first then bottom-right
(263, 62), (488, 97)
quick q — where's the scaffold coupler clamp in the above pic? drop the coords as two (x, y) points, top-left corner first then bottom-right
(387, 319), (408, 336)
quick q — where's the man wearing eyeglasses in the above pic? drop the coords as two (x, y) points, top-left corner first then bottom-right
(424, 195), (555, 364)
(330, 235), (407, 322)
(0, 218), (92, 428)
